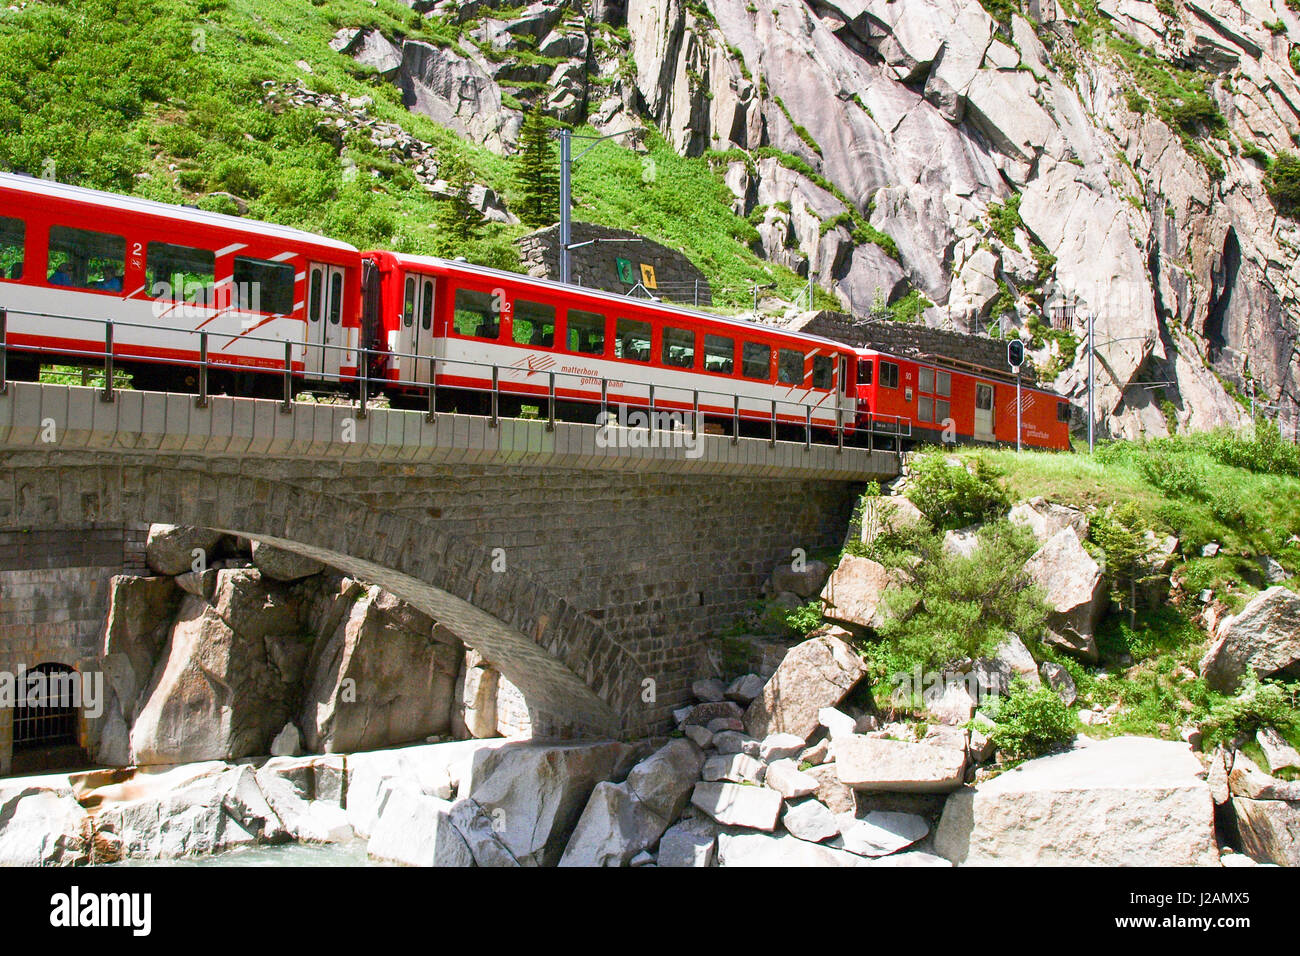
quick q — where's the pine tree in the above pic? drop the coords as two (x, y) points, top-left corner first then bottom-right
(514, 108), (560, 228)
(432, 146), (480, 252)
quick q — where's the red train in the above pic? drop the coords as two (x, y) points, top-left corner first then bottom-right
(0, 172), (1071, 451)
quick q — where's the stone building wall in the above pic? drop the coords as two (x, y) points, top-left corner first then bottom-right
(793, 311), (1039, 384)
(516, 222), (714, 307)
(0, 524), (147, 773)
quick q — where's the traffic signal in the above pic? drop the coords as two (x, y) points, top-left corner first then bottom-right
(1007, 338), (1025, 369)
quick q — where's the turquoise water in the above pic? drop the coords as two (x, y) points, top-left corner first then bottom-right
(108, 840), (391, 867)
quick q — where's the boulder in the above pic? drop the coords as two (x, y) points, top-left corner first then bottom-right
(145, 524), (225, 576)
(446, 797), (520, 867)
(764, 759), (819, 799)
(1233, 797), (1300, 867)
(1022, 528), (1107, 661)
(0, 784), (90, 866)
(836, 810), (930, 857)
(744, 634), (868, 740)
(712, 731), (755, 754)
(716, 830), (863, 867)
(702, 753), (765, 784)
(299, 585), (461, 753)
(726, 673), (765, 704)
(1039, 661), (1077, 706)
(625, 739), (705, 820)
(254, 756), (351, 844)
(368, 788), (474, 866)
(456, 650), (499, 739)
(99, 574), (181, 726)
(1257, 727), (1300, 774)
(771, 558), (832, 599)
(557, 781), (670, 867)
(680, 701), (745, 727)
(818, 706), (858, 740)
(1227, 752), (1300, 801)
(249, 540), (324, 582)
(806, 763), (857, 814)
(657, 818), (717, 867)
(692, 678), (727, 702)
(760, 733), (807, 762)
(783, 798), (841, 843)
(973, 633), (1042, 698)
(933, 737), (1219, 865)
(270, 723), (301, 758)
(835, 735), (967, 793)
(130, 592), (302, 764)
(464, 740), (632, 866)
(800, 737), (834, 766)
(942, 528), (982, 558)
(1200, 587), (1300, 692)
(1008, 497), (1089, 544)
(690, 782), (783, 831)
(819, 555), (894, 631)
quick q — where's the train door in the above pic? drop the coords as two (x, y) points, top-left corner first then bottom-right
(306, 263), (345, 380)
(410, 273), (436, 384)
(974, 382), (995, 442)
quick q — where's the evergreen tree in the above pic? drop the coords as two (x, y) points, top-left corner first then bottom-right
(514, 109), (560, 228)
(432, 145), (480, 252)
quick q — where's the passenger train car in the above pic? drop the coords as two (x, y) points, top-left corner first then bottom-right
(0, 171), (1071, 450)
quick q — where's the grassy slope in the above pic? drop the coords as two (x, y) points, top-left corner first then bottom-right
(0, 0), (823, 309)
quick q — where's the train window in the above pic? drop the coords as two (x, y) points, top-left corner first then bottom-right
(48, 225), (126, 291)
(919, 367), (935, 394)
(662, 327), (696, 368)
(453, 288), (499, 339)
(777, 349), (804, 386)
(146, 242), (215, 304)
(0, 217), (25, 281)
(403, 278), (416, 328)
(937, 371), (951, 397)
(742, 342), (771, 380)
(566, 309), (606, 355)
(812, 355), (833, 390)
(232, 256), (295, 314)
(615, 318), (652, 362)
(1057, 401), (1071, 423)
(310, 271), (324, 322)
(880, 361), (899, 389)
(936, 399), (951, 423)
(331, 272), (346, 325)
(858, 359), (873, 386)
(512, 299), (556, 347)
(919, 397), (934, 423)
(419, 279), (433, 330)
(704, 334), (735, 374)
(976, 386), (993, 411)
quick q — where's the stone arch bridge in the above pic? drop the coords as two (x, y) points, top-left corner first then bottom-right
(0, 382), (897, 737)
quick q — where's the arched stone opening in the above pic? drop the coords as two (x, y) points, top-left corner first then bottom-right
(9, 661), (88, 774)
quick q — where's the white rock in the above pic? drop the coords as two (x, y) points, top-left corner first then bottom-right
(368, 788), (473, 866)
(836, 810), (930, 857)
(269, 723), (301, 757)
(716, 830), (864, 867)
(782, 798), (841, 843)
(836, 735), (967, 793)
(657, 818), (717, 867)
(819, 706), (858, 740)
(760, 733), (807, 762)
(702, 753), (765, 784)
(1257, 726), (1300, 773)
(764, 759), (820, 799)
(690, 782), (783, 831)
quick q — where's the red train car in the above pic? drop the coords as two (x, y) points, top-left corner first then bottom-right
(362, 251), (860, 435)
(854, 348), (1071, 450)
(0, 171), (361, 391)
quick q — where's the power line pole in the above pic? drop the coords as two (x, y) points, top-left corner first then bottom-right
(1087, 308), (1095, 454)
(558, 127), (571, 284)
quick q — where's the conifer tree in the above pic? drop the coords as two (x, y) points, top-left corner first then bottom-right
(514, 108), (560, 228)
(432, 145), (480, 251)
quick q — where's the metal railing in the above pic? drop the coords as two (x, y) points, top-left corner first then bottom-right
(0, 305), (914, 458)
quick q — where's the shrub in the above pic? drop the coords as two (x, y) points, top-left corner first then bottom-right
(1198, 420), (1300, 477)
(1266, 151), (1300, 218)
(1199, 677), (1300, 749)
(782, 600), (825, 637)
(986, 679), (1077, 761)
(905, 455), (1011, 531)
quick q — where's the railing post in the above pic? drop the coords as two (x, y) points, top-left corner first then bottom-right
(648, 384), (655, 432)
(0, 308), (8, 396)
(547, 371), (556, 432)
(280, 340), (292, 414)
(490, 366), (499, 428)
(837, 406), (844, 454)
(732, 394), (739, 445)
(769, 399), (777, 447)
(600, 377), (608, 425)
(868, 414), (874, 454)
(101, 321), (115, 403)
(426, 359), (437, 423)
(692, 389), (699, 441)
(195, 331), (208, 408)
(356, 347), (369, 421)
(805, 405), (812, 451)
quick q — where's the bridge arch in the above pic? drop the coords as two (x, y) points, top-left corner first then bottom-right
(0, 457), (639, 737)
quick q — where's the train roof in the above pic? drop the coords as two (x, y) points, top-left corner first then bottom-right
(368, 250), (858, 353)
(0, 171), (358, 254)
(854, 344), (1062, 397)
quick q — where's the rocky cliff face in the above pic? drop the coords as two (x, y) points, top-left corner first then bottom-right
(344, 0), (1300, 438)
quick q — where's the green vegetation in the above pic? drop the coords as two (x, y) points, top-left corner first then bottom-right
(987, 193), (1024, 250)
(904, 454), (1011, 530)
(1265, 151), (1300, 219)
(773, 96), (823, 157)
(984, 679), (1078, 760)
(1199, 676), (1299, 750)
(886, 289), (933, 324)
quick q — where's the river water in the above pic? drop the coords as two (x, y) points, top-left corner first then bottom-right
(108, 840), (390, 867)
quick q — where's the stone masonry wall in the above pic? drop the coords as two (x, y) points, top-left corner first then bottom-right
(0, 524), (147, 773)
(516, 223), (714, 306)
(794, 311), (1039, 384)
(281, 463), (860, 732)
